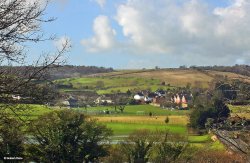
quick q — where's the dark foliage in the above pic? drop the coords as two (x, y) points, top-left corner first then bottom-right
(27, 110), (112, 162)
(191, 65), (250, 77)
(0, 117), (25, 161)
(189, 96), (230, 129)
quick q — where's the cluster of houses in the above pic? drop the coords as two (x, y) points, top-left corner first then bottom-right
(133, 89), (192, 109)
(59, 89), (192, 110)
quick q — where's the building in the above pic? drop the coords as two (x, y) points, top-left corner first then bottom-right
(134, 92), (144, 101)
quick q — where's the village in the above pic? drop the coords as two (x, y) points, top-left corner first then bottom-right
(59, 88), (193, 111)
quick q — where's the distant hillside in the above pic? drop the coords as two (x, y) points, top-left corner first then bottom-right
(0, 65), (114, 80)
(190, 65), (250, 77)
(48, 65), (114, 79)
(91, 68), (250, 88)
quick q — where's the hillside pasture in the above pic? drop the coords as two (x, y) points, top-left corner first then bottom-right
(92, 69), (250, 88)
(55, 76), (174, 94)
(207, 70), (250, 83)
(1, 104), (53, 120)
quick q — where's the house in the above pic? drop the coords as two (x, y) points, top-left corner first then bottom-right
(155, 89), (166, 97)
(174, 94), (181, 104)
(152, 96), (166, 107)
(144, 96), (152, 103)
(172, 93), (191, 109)
(134, 92), (144, 101)
(148, 92), (158, 98)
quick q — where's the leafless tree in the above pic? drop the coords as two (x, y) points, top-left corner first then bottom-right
(0, 0), (70, 115)
(0, 0), (69, 102)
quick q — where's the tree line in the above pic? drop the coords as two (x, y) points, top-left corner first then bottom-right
(0, 65), (114, 80)
(189, 65), (250, 77)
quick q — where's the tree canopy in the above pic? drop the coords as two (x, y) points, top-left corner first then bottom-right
(27, 110), (112, 162)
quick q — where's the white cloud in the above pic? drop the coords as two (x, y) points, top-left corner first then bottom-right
(54, 36), (71, 51)
(81, 15), (116, 52)
(25, 0), (68, 8)
(93, 0), (106, 8)
(82, 0), (250, 65)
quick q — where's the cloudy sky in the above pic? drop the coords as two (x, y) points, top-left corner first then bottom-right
(29, 0), (250, 68)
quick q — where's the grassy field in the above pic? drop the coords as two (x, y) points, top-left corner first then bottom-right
(91, 69), (250, 88)
(75, 105), (190, 116)
(2, 104), (53, 120)
(103, 122), (186, 135)
(81, 105), (189, 138)
(55, 76), (174, 94)
(94, 116), (188, 125)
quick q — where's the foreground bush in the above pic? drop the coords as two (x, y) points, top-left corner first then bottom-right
(0, 117), (25, 161)
(26, 110), (112, 162)
(102, 130), (188, 163)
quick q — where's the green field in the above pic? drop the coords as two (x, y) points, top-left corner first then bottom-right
(2, 104), (53, 120)
(75, 105), (190, 116)
(188, 135), (210, 143)
(55, 76), (174, 94)
(103, 122), (186, 135)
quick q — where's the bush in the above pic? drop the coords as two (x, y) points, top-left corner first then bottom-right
(189, 98), (230, 129)
(27, 110), (112, 162)
(106, 130), (188, 163)
(0, 117), (25, 161)
(165, 116), (169, 124)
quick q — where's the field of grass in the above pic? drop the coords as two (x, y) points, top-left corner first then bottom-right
(76, 105), (189, 137)
(103, 122), (187, 135)
(188, 135), (210, 143)
(188, 134), (225, 151)
(55, 76), (174, 94)
(2, 104), (53, 120)
(94, 115), (188, 125)
(75, 105), (190, 116)
(93, 69), (250, 88)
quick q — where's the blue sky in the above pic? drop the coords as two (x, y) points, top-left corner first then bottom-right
(27, 0), (250, 69)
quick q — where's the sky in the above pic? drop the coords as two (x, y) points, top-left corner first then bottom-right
(27, 0), (250, 69)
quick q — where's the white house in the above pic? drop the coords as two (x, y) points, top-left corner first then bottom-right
(134, 93), (144, 101)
